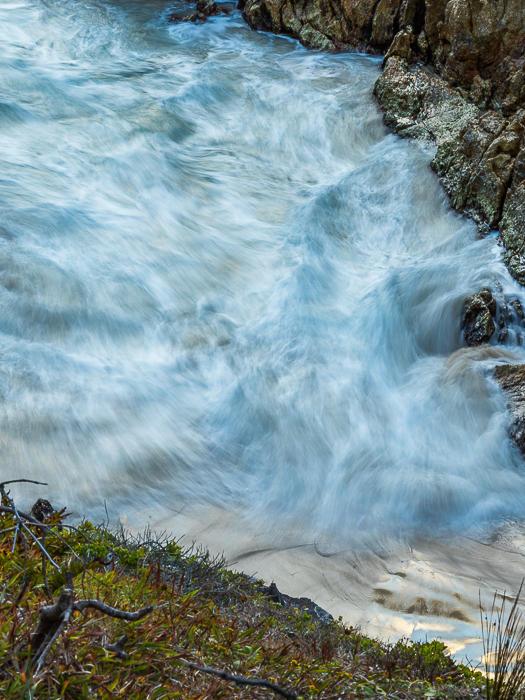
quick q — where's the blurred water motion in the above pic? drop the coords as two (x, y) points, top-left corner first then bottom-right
(2, 0), (525, 654)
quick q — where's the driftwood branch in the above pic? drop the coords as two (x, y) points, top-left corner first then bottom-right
(184, 662), (298, 699)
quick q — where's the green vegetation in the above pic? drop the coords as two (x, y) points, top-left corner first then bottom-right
(0, 489), (494, 699)
(481, 582), (525, 700)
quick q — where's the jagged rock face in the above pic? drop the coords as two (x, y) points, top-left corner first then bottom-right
(494, 364), (525, 454)
(501, 147), (525, 286)
(434, 110), (525, 232)
(373, 57), (478, 143)
(425, 1), (524, 97)
(462, 289), (496, 347)
(241, 0), (524, 115)
(240, 0), (418, 53)
(240, 0), (525, 284)
(374, 57), (525, 285)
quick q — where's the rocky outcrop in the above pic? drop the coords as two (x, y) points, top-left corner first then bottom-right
(374, 55), (525, 285)
(374, 58), (525, 228)
(241, 0), (524, 113)
(494, 364), (525, 454)
(239, 0), (525, 285)
(260, 581), (333, 623)
(168, 0), (230, 23)
(240, 0), (423, 53)
(501, 148), (525, 286)
(462, 289), (496, 347)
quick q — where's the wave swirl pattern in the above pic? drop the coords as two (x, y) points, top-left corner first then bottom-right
(1, 0), (525, 553)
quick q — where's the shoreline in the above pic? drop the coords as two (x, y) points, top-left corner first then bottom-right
(0, 494), (493, 697)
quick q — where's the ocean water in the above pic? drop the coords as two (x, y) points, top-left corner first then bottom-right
(3, 0), (525, 654)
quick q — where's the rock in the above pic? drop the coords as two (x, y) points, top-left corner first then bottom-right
(374, 57), (479, 143)
(514, 299), (525, 320)
(479, 288), (497, 317)
(168, 0), (229, 23)
(495, 364), (525, 454)
(499, 133), (525, 284)
(469, 75), (492, 109)
(260, 581), (333, 623)
(426, 0), (524, 100)
(374, 58), (525, 279)
(30, 498), (55, 523)
(238, 0), (525, 284)
(462, 291), (496, 346)
(242, 0), (405, 53)
(197, 0), (218, 15)
(383, 27), (415, 65)
(241, 0), (525, 114)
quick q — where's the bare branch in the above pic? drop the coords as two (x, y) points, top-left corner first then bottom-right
(0, 479), (48, 489)
(184, 662), (298, 699)
(74, 599), (154, 621)
(41, 532), (51, 599)
(20, 522), (60, 570)
(31, 576), (75, 670)
(107, 633), (128, 659)
(0, 526), (17, 536)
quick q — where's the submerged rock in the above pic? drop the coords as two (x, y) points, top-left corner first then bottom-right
(462, 289), (496, 347)
(168, 0), (229, 23)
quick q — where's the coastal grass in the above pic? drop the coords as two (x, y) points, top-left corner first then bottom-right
(481, 582), (525, 700)
(0, 503), (492, 699)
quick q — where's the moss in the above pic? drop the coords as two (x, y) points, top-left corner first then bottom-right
(0, 506), (486, 699)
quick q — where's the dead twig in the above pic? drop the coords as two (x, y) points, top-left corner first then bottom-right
(41, 531), (51, 599)
(0, 479), (48, 488)
(107, 633), (128, 660)
(184, 661), (298, 699)
(74, 599), (153, 620)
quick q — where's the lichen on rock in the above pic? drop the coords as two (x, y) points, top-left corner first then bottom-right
(241, 0), (525, 117)
(494, 364), (525, 454)
(462, 289), (496, 347)
(240, 0), (525, 284)
(374, 55), (525, 284)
